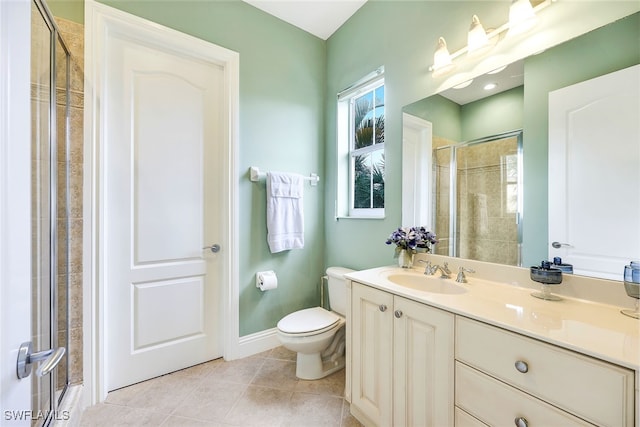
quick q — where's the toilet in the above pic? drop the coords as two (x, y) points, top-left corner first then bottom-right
(276, 266), (354, 380)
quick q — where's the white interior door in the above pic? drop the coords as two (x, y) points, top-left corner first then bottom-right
(402, 113), (433, 228)
(548, 64), (640, 280)
(97, 6), (226, 390)
(0, 0), (32, 420)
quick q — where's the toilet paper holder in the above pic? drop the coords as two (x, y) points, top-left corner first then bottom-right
(256, 270), (278, 291)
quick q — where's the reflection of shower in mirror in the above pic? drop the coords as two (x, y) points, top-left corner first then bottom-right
(432, 130), (523, 266)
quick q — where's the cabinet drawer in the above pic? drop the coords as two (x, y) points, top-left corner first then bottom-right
(456, 317), (635, 427)
(456, 362), (593, 426)
(455, 407), (488, 427)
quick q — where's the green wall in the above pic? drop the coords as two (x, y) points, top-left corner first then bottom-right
(48, 0), (84, 23)
(51, 0), (639, 338)
(403, 94), (461, 143)
(325, 2), (640, 271)
(461, 86), (524, 142)
(87, 0), (327, 336)
(324, 1), (510, 271)
(404, 85), (524, 144)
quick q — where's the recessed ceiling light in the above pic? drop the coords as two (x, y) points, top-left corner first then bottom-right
(483, 82), (498, 91)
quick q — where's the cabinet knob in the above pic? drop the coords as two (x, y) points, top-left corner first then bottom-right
(514, 417), (529, 427)
(379, 304), (387, 312)
(394, 310), (403, 318)
(514, 360), (529, 373)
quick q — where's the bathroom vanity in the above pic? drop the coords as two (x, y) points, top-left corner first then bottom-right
(345, 259), (639, 427)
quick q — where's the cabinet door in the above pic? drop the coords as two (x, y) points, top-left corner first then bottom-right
(393, 296), (455, 427)
(351, 283), (394, 427)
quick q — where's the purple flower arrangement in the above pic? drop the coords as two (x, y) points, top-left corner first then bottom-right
(385, 226), (437, 256)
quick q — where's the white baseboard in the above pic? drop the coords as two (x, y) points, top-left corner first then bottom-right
(233, 328), (281, 360)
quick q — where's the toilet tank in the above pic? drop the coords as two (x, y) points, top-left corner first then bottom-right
(326, 266), (354, 316)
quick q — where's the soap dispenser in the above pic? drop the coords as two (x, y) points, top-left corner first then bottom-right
(621, 261), (640, 319)
(530, 260), (563, 301)
(552, 257), (573, 274)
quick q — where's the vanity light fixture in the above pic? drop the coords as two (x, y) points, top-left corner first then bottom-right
(429, 0), (552, 78)
(431, 37), (455, 77)
(508, 0), (538, 35)
(467, 15), (491, 55)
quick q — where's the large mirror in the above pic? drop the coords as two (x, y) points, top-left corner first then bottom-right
(402, 12), (640, 279)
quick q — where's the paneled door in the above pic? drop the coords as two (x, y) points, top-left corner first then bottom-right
(0, 0), (32, 419)
(548, 64), (640, 280)
(93, 4), (229, 390)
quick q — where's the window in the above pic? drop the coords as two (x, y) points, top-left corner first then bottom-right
(336, 69), (385, 218)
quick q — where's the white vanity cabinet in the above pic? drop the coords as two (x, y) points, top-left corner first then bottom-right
(349, 281), (455, 427)
(455, 317), (636, 427)
(346, 266), (638, 427)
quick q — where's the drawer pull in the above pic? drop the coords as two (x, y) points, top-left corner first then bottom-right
(514, 417), (528, 427)
(379, 304), (387, 312)
(514, 360), (529, 373)
(394, 310), (403, 318)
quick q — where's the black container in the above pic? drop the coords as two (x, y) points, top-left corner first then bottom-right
(530, 261), (563, 285)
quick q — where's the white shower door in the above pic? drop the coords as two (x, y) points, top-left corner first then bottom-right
(98, 8), (226, 390)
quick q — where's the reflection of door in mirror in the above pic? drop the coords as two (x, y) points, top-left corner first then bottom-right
(549, 64), (640, 280)
(433, 131), (523, 266)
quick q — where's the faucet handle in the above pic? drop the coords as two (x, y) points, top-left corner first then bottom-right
(456, 266), (476, 283)
(418, 260), (435, 275)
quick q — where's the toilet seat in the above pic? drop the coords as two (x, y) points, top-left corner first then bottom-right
(277, 307), (341, 336)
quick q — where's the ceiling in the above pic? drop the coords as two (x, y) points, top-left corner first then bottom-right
(242, 0), (367, 40)
(242, 0), (525, 100)
(440, 60), (525, 105)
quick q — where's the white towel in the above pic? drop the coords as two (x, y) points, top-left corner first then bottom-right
(266, 171), (304, 253)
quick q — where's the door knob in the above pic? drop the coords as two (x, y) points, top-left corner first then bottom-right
(203, 243), (221, 253)
(551, 241), (572, 249)
(16, 341), (66, 379)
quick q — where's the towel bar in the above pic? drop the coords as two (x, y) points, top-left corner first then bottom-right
(249, 166), (319, 186)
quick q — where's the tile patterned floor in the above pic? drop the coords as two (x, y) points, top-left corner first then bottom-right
(80, 347), (363, 426)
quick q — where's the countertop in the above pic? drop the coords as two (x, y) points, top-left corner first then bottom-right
(346, 266), (640, 371)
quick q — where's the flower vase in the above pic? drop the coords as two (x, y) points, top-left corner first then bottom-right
(397, 249), (414, 269)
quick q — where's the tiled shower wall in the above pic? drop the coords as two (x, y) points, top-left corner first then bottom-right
(456, 136), (519, 266)
(56, 17), (84, 388)
(432, 136), (519, 266)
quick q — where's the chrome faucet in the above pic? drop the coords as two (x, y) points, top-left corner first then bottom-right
(418, 260), (452, 278)
(419, 260), (451, 278)
(456, 266), (476, 283)
(434, 262), (452, 279)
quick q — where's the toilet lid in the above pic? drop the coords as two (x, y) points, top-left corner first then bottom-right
(277, 307), (340, 334)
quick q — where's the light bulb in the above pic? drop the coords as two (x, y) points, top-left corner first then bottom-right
(509, 0), (537, 35)
(432, 37), (455, 77)
(467, 15), (489, 54)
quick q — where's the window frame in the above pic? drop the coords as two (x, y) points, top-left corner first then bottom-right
(336, 68), (385, 219)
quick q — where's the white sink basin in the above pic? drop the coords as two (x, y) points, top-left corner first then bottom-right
(387, 273), (467, 295)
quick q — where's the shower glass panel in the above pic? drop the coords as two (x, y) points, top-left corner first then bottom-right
(31, 0), (71, 424)
(433, 131), (523, 266)
(433, 146), (453, 256)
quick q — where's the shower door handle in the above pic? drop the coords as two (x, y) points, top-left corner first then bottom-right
(16, 341), (66, 379)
